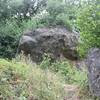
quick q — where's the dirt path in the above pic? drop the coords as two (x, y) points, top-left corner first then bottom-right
(64, 84), (80, 100)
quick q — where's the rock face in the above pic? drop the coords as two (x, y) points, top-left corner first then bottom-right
(18, 26), (79, 62)
(86, 48), (100, 97)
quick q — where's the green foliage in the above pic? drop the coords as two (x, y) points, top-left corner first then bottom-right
(46, 0), (64, 18)
(40, 56), (90, 99)
(21, 17), (41, 30)
(0, 0), (46, 21)
(41, 0), (73, 30)
(0, 0), (99, 99)
(0, 18), (40, 59)
(52, 61), (87, 85)
(40, 56), (87, 84)
(0, 20), (21, 59)
(77, 1), (100, 58)
(0, 58), (65, 100)
(56, 13), (72, 31)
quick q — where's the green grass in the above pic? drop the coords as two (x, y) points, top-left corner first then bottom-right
(0, 58), (65, 100)
(40, 56), (87, 85)
(0, 54), (95, 100)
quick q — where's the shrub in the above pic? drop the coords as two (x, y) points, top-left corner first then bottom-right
(40, 56), (87, 84)
(21, 17), (40, 30)
(42, 0), (73, 30)
(46, 0), (64, 18)
(0, 20), (22, 59)
(0, 0), (46, 21)
(56, 13), (72, 31)
(77, 2), (100, 58)
(40, 56), (91, 99)
(0, 18), (41, 59)
(0, 58), (65, 100)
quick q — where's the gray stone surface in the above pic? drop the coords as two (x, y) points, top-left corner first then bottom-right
(18, 26), (79, 62)
(86, 48), (100, 97)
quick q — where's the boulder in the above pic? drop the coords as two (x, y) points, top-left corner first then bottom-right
(18, 26), (79, 62)
(86, 48), (100, 97)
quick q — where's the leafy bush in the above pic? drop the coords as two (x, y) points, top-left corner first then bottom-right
(0, 18), (41, 59)
(40, 56), (87, 84)
(56, 13), (72, 31)
(21, 17), (40, 30)
(0, 58), (65, 100)
(39, 0), (73, 30)
(46, 0), (64, 18)
(77, 2), (100, 58)
(51, 61), (87, 85)
(0, 0), (46, 21)
(40, 56), (90, 99)
(0, 20), (22, 59)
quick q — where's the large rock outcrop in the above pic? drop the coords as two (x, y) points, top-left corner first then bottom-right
(86, 48), (100, 97)
(18, 26), (79, 62)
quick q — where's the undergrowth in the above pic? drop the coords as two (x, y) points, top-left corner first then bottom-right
(0, 54), (95, 100)
(0, 58), (65, 100)
(40, 56), (87, 85)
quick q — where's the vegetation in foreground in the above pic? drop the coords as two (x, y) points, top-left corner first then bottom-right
(0, 55), (94, 100)
(0, 0), (99, 99)
(0, 58), (65, 100)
